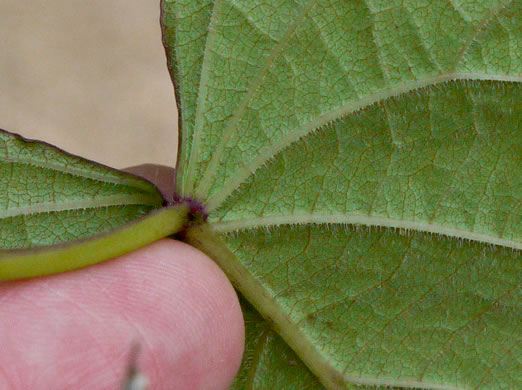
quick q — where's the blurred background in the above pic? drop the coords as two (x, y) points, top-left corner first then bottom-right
(0, 0), (178, 168)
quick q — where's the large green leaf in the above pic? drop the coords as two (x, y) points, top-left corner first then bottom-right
(162, 0), (521, 389)
(0, 129), (189, 279)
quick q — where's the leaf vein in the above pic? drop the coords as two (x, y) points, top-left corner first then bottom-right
(206, 75), (521, 211)
(211, 214), (521, 250)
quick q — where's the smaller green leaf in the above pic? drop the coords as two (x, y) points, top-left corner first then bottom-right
(0, 129), (189, 280)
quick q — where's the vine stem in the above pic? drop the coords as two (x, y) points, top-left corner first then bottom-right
(0, 205), (189, 280)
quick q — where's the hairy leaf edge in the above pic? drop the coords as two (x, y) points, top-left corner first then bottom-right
(0, 195), (161, 219)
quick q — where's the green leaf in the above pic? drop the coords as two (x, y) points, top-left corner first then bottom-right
(0, 129), (189, 279)
(162, 0), (521, 389)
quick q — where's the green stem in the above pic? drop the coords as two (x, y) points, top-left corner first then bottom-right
(0, 204), (189, 280)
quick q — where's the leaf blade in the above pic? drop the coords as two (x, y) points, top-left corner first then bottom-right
(163, 0), (522, 388)
(188, 224), (521, 389)
(178, 0), (521, 203)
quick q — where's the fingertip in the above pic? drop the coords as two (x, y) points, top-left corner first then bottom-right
(137, 239), (246, 390)
(0, 239), (244, 390)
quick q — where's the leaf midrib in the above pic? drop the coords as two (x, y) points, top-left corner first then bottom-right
(210, 213), (521, 250)
(205, 73), (521, 211)
(182, 0), (224, 196)
(0, 194), (159, 219)
(192, 0), (319, 200)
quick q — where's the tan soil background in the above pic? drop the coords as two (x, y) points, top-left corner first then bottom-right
(0, 0), (178, 168)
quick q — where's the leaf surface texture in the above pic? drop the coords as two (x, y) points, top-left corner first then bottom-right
(162, 0), (522, 388)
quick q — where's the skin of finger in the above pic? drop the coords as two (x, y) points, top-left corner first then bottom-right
(0, 239), (245, 390)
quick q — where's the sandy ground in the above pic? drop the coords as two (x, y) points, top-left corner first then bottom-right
(0, 0), (178, 168)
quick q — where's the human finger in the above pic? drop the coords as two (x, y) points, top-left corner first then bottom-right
(0, 239), (244, 389)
